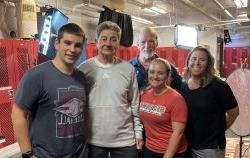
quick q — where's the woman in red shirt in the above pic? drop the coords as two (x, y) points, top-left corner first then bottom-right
(139, 58), (188, 158)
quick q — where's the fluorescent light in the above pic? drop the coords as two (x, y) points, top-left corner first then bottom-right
(150, 25), (174, 29)
(131, 16), (154, 24)
(238, 13), (247, 17)
(234, 0), (248, 8)
(224, 9), (234, 18)
(143, 8), (160, 15)
(150, 6), (167, 14)
(143, 6), (167, 15)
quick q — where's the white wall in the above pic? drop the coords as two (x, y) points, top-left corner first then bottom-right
(156, 28), (175, 47)
(67, 14), (98, 42)
(198, 30), (218, 58)
(0, 2), (17, 39)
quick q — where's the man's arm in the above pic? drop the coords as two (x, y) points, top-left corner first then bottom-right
(129, 68), (143, 148)
(11, 103), (32, 153)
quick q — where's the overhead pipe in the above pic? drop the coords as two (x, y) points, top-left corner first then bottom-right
(212, 0), (234, 19)
(178, 0), (220, 22)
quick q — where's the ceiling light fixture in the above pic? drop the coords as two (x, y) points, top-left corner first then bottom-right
(237, 13), (247, 17)
(150, 6), (167, 14)
(234, 0), (248, 8)
(150, 25), (175, 29)
(131, 16), (154, 24)
(143, 8), (160, 15)
(213, 0), (234, 19)
(224, 9), (234, 19)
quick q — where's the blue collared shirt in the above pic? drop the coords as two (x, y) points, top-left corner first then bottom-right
(129, 56), (182, 91)
(129, 56), (149, 91)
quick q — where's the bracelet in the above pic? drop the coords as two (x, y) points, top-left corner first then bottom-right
(22, 150), (33, 158)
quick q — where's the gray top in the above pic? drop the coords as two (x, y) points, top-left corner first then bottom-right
(15, 61), (88, 158)
(78, 57), (143, 147)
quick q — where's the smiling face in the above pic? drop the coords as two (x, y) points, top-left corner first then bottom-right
(54, 32), (84, 66)
(188, 50), (209, 78)
(148, 61), (169, 89)
(96, 29), (120, 57)
(138, 29), (158, 59)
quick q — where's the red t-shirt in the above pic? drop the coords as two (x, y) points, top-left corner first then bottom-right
(139, 88), (188, 154)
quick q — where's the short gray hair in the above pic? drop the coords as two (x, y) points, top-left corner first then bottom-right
(96, 21), (121, 40)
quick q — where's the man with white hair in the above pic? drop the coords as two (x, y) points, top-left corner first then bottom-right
(130, 27), (182, 91)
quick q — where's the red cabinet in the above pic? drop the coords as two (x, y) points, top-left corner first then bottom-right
(0, 39), (38, 148)
(85, 44), (188, 75)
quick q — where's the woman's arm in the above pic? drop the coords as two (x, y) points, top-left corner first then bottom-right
(163, 122), (186, 158)
(226, 106), (239, 129)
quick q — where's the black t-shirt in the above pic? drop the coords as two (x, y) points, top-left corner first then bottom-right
(180, 77), (238, 150)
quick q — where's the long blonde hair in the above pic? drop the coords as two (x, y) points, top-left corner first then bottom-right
(184, 46), (217, 87)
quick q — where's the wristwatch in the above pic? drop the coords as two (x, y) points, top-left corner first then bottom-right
(22, 150), (33, 158)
